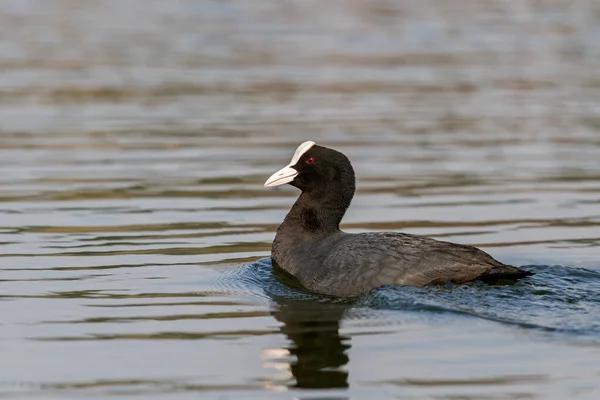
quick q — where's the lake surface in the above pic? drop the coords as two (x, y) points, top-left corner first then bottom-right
(1, 1), (600, 399)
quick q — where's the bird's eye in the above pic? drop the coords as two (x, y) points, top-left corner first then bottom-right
(306, 157), (315, 165)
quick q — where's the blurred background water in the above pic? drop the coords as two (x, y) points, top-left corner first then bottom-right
(1, 0), (600, 399)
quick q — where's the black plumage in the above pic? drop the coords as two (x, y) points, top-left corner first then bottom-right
(266, 142), (532, 297)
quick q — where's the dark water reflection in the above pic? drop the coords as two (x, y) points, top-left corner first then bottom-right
(1, 0), (600, 399)
(272, 298), (351, 389)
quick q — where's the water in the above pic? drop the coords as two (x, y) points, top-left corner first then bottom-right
(1, 0), (600, 399)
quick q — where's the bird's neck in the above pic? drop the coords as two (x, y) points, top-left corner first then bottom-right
(279, 184), (355, 236)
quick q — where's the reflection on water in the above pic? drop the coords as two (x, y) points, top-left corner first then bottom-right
(271, 299), (351, 390)
(1, 0), (600, 399)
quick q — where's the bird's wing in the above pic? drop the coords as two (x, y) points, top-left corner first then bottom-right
(312, 232), (498, 296)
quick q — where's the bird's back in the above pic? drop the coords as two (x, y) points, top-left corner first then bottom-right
(297, 232), (519, 297)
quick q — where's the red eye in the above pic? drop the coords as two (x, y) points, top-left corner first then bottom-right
(306, 157), (315, 165)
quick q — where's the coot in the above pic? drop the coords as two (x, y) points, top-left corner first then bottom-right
(265, 141), (532, 297)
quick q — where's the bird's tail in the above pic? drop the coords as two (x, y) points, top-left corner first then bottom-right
(479, 264), (533, 284)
